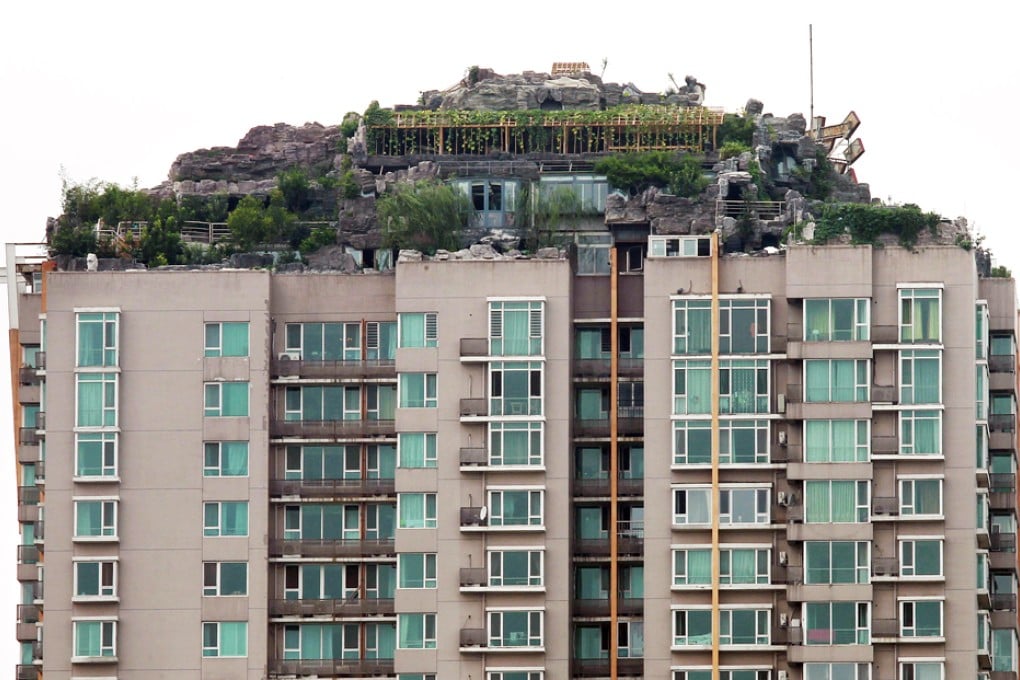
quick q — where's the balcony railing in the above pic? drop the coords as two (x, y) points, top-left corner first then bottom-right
(990, 414), (1017, 433)
(460, 507), (487, 526)
(268, 538), (394, 558)
(573, 414), (644, 438)
(17, 604), (39, 623)
(18, 505), (39, 523)
(269, 478), (395, 498)
(990, 355), (1017, 373)
(18, 486), (39, 505)
(872, 618), (899, 638)
(459, 567), (487, 587)
(574, 535), (644, 557)
(991, 473), (1017, 491)
(460, 627), (487, 647)
(272, 357), (395, 379)
(573, 597), (643, 617)
(992, 593), (1018, 611)
(871, 384), (897, 403)
(460, 398), (488, 417)
(872, 557), (899, 577)
(268, 597), (393, 617)
(872, 435), (899, 455)
(573, 476), (644, 497)
(459, 447), (488, 466)
(17, 545), (39, 566)
(572, 358), (644, 379)
(18, 428), (39, 445)
(35, 412), (45, 431)
(18, 366), (39, 385)
(871, 325), (898, 344)
(268, 659), (394, 677)
(16, 665), (38, 680)
(34, 352), (45, 370)
(872, 496), (899, 516)
(460, 338), (488, 358)
(269, 419), (395, 439)
(991, 671), (1019, 680)
(991, 532), (1017, 553)
(573, 658), (644, 676)
(17, 446), (40, 465)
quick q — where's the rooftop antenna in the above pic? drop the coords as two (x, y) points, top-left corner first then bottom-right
(809, 24), (815, 135)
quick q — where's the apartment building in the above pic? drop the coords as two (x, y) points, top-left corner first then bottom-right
(7, 234), (1019, 680)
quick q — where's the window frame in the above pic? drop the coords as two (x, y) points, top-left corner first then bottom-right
(489, 299), (544, 357)
(75, 372), (118, 427)
(804, 359), (870, 403)
(73, 559), (118, 600)
(899, 287), (942, 344)
(398, 553), (437, 589)
(73, 499), (118, 540)
(898, 477), (943, 518)
(73, 618), (117, 659)
(76, 311), (119, 368)
(804, 480), (871, 523)
(204, 321), (250, 358)
(284, 322), (362, 361)
(398, 432), (437, 468)
(804, 419), (870, 463)
(803, 297), (870, 342)
(899, 410), (942, 456)
(203, 501), (249, 537)
(488, 548), (544, 587)
(398, 373), (438, 408)
(398, 312), (438, 349)
(487, 609), (544, 648)
(899, 661), (945, 680)
(899, 538), (944, 579)
(203, 561), (248, 597)
(203, 441), (249, 477)
(398, 492), (438, 529)
(803, 601), (871, 645)
(397, 613), (437, 649)
(899, 599), (944, 638)
(899, 349), (942, 405)
(202, 621), (248, 658)
(203, 381), (250, 417)
(488, 489), (544, 527)
(489, 361), (543, 416)
(75, 432), (118, 479)
(489, 422), (543, 467)
(803, 541), (870, 585)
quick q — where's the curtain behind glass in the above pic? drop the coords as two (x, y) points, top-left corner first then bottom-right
(831, 482), (855, 522)
(688, 550), (711, 584)
(502, 310), (529, 356)
(806, 482), (830, 523)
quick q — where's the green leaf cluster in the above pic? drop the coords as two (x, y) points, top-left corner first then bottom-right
(226, 190), (297, 251)
(812, 203), (941, 248)
(594, 152), (708, 197)
(717, 113), (756, 147)
(377, 180), (471, 254)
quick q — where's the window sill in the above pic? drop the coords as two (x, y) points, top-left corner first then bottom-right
(71, 656), (118, 664)
(73, 476), (121, 483)
(72, 536), (119, 543)
(72, 596), (119, 603)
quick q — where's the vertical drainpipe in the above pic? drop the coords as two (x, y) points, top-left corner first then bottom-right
(609, 247), (619, 680)
(710, 231), (721, 680)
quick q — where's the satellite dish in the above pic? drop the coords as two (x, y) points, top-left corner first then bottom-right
(478, 506), (488, 521)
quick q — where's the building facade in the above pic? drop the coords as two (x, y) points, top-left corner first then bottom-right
(8, 236), (1019, 680)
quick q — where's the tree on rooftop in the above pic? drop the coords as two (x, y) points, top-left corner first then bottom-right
(377, 180), (471, 255)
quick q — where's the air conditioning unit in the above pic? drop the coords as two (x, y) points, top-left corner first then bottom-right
(778, 550), (788, 565)
(778, 430), (788, 446)
(478, 506), (488, 522)
(777, 393), (786, 413)
(779, 613), (789, 628)
(777, 491), (789, 506)
(278, 351), (301, 361)
(778, 671), (789, 680)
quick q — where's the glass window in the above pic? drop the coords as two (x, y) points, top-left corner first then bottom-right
(490, 300), (543, 356)
(993, 628), (1017, 673)
(204, 382), (249, 417)
(718, 608), (770, 645)
(900, 288), (941, 343)
(673, 421), (712, 465)
(286, 445), (361, 480)
(674, 548), (769, 586)
(672, 609), (712, 646)
(76, 372), (118, 427)
(673, 549), (711, 586)
(488, 672), (543, 680)
(203, 502), (249, 537)
(75, 560), (116, 598)
(398, 433), (437, 468)
(398, 553), (436, 589)
(900, 662), (944, 680)
(397, 613), (437, 649)
(719, 299), (770, 354)
(205, 322), (249, 357)
(805, 601), (870, 645)
(900, 600), (942, 638)
(74, 620), (116, 658)
(489, 550), (543, 587)
(977, 303), (990, 360)
(674, 672), (771, 680)
(401, 675), (438, 680)
(490, 422), (543, 466)
(805, 420), (869, 462)
(283, 564), (354, 601)
(285, 385), (360, 421)
(489, 489), (543, 527)
(900, 350), (941, 404)
(673, 299), (712, 355)
(804, 298), (870, 341)
(719, 487), (771, 525)
(899, 478), (943, 517)
(282, 622), (361, 659)
(75, 500), (117, 539)
(805, 481), (870, 523)
(77, 312), (118, 367)
(719, 360), (770, 414)
(803, 664), (872, 680)
(539, 173), (607, 213)
(490, 362), (542, 416)
(900, 410), (942, 455)
(204, 442), (249, 477)
(805, 541), (870, 584)
(285, 322), (361, 361)
(203, 562), (247, 596)
(900, 539), (943, 578)
(673, 487), (712, 525)
(488, 610), (543, 647)
(673, 360), (711, 414)
(76, 433), (117, 477)
(575, 233), (612, 275)
(398, 493), (437, 529)
(804, 359), (869, 402)
(720, 419), (769, 464)
(366, 321), (397, 361)
(399, 373), (437, 408)
(202, 621), (248, 657)
(398, 312), (437, 348)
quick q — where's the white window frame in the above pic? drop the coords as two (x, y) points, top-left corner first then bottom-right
(75, 372), (118, 428)
(803, 298), (870, 341)
(203, 561), (248, 597)
(202, 621), (248, 658)
(803, 359), (870, 402)
(489, 361), (543, 416)
(899, 410), (942, 456)
(718, 298), (771, 355)
(398, 312), (438, 348)
(489, 422), (543, 467)
(397, 613), (437, 649)
(673, 360), (711, 414)
(72, 558), (118, 600)
(803, 540), (870, 585)
(899, 599), (944, 639)
(203, 381), (249, 417)
(719, 487), (771, 526)
(204, 321), (249, 358)
(398, 492), (438, 529)
(73, 498), (118, 541)
(898, 661), (945, 680)
(203, 501), (249, 537)
(487, 609), (544, 648)
(673, 420), (711, 465)
(398, 373), (438, 408)
(672, 298), (712, 355)
(75, 432), (118, 479)
(488, 548), (544, 587)
(899, 349), (942, 405)
(803, 601), (871, 645)
(673, 486), (712, 526)
(72, 618), (117, 660)
(487, 670), (544, 680)
(804, 419), (870, 463)
(488, 488), (544, 528)
(284, 321), (361, 360)
(899, 538), (944, 579)
(75, 310), (119, 368)
(489, 299), (544, 357)
(898, 286), (942, 344)
(203, 441), (249, 477)
(899, 477), (944, 518)
(398, 432), (437, 468)
(719, 360), (770, 414)
(397, 553), (437, 589)
(804, 480), (870, 523)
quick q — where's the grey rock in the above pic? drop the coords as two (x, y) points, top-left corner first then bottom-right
(535, 247), (560, 259)
(228, 253), (274, 268)
(469, 244), (497, 259)
(745, 99), (764, 116)
(398, 250), (423, 262)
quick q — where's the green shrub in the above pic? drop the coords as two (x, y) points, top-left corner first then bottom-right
(377, 180), (471, 254)
(720, 141), (751, 160)
(812, 203), (941, 248)
(594, 152), (707, 197)
(278, 168), (310, 213)
(717, 114), (756, 147)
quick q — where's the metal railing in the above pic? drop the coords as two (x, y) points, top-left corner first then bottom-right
(268, 538), (394, 558)
(268, 659), (394, 677)
(872, 618), (899, 638)
(269, 419), (395, 439)
(17, 545), (39, 565)
(180, 221), (231, 245)
(716, 199), (786, 221)
(872, 496), (899, 516)
(872, 435), (899, 455)
(460, 398), (488, 417)
(872, 557), (899, 577)
(17, 604), (38, 623)
(460, 507), (487, 526)
(271, 357), (395, 379)
(989, 414), (1016, 433)
(18, 486), (39, 505)
(572, 358), (644, 378)
(573, 476), (643, 497)
(459, 628), (487, 647)
(991, 532), (1017, 553)
(18, 428), (39, 445)
(871, 384), (897, 403)
(269, 478), (394, 498)
(992, 593), (1017, 611)
(990, 355), (1016, 373)
(573, 658), (644, 677)
(459, 447), (487, 466)
(268, 597), (393, 617)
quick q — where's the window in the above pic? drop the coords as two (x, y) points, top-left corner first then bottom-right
(993, 628), (1017, 673)
(719, 360), (770, 413)
(285, 322), (361, 360)
(398, 553), (436, 589)
(73, 619), (116, 659)
(804, 298), (870, 341)
(673, 487), (711, 525)
(76, 433), (117, 478)
(673, 360), (711, 414)
(202, 621), (248, 657)
(76, 372), (118, 426)
(805, 602), (870, 645)
(805, 420), (869, 462)
(673, 299), (711, 354)
(285, 504), (360, 540)
(398, 433), (437, 468)
(205, 322), (249, 357)
(204, 382), (249, 417)
(803, 664), (871, 680)
(576, 233), (612, 274)
(203, 502), (249, 537)
(75, 500), (117, 539)
(398, 613), (436, 649)
(490, 300), (543, 356)
(285, 385), (360, 421)
(489, 489), (543, 527)
(719, 487), (770, 525)
(366, 384), (396, 420)
(900, 287), (941, 343)
(204, 442), (249, 476)
(900, 410), (941, 455)
(673, 548), (770, 586)
(366, 321), (397, 360)
(398, 312), (437, 348)
(77, 312), (118, 367)
(650, 235), (710, 258)
(490, 362), (542, 415)
(672, 608), (770, 646)
(74, 560), (117, 598)
(23, 344), (40, 369)
(286, 445), (360, 480)
(489, 550), (543, 587)
(539, 173), (607, 213)
(977, 303), (990, 360)
(673, 421), (711, 465)
(804, 541), (870, 584)
(899, 662), (944, 680)
(282, 623), (360, 659)
(488, 673), (543, 680)
(720, 420), (769, 464)
(398, 493), (437, 529)
(900, 600), (943, 638)
(804, 359), (869, 402)
(399, 373), (437, 408)
(899, 478), (943, 517)
(488, 610), (543, 647)
(283, 564), (361, 600)
(805, 481), (870, 523)
(400, 675), (438, 680)
(203, 562), (247, 596)
(978, 366), (989, 421)
(719, 299), (770, 354)
(490, 422), (543, 466)
(674, 672), (771, 680)
(899, 539), (943, 578)
(900, 350), (941, 404)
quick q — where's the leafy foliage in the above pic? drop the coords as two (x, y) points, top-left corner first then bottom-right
(992, 265), (1012, 278)
(812, 203), (941, 248)
(717, 113), (756, 147)
(139, 217), (183, 265)
(515, 184), (580, 252)
(377, 180), (471, 254)
(299, 226), (338, 255)
(594, 152), (708, 197)
(278, 168), (311, 213)
(720, 141), (751, 160)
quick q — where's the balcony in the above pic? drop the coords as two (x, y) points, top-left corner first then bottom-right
(871, 384), (897, 404)
(17, 446), (40, 465)
(990, 414), (1016, 433)
(18, 505), (39, 523)
(17, 546), (38, 581)
(460, 627), (487, 647)
(992, 593), (1018, 611)
(18, 486), (39, 505)
(271, 357), (395, 380)
(459, 447), (488, 466)
(574, 413), (644, 438)
(459, 567), (488, 587)
(34, 352), (45, 371)
(18, 366), (40, 385)
(872, 496), (899, 517)
(573, 597), (643, 617)
(573, 658), (644, 676)
(573, 476), (643, 497)
(460, 398), (488, 418)
(17, 604), (39, 624)
(16, 665), (38, 680)
(268, 597), (394, 617)
(16, 622), (36, 642)
(269, 478), (395, 499)
(872, 324), (898, 344)
(871, 435), (899, 456)
(269, 419), (395, 439)
(268, 659), (394, 677)
(574, 527), (644, 557)
(991, 354), (1017, 373)
(268, 538), (394, 558)
(872, 618), (899, 639)
(18, 428), (39, 446)
(460, 338), (489, 359)
(872, 557), (899, 577)
(572, 358), (644, 379)
(991, 672), (1019, 680)
(460, 507), (487, 527)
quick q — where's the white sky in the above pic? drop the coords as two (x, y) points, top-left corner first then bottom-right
(1, 0), (1018, 663)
